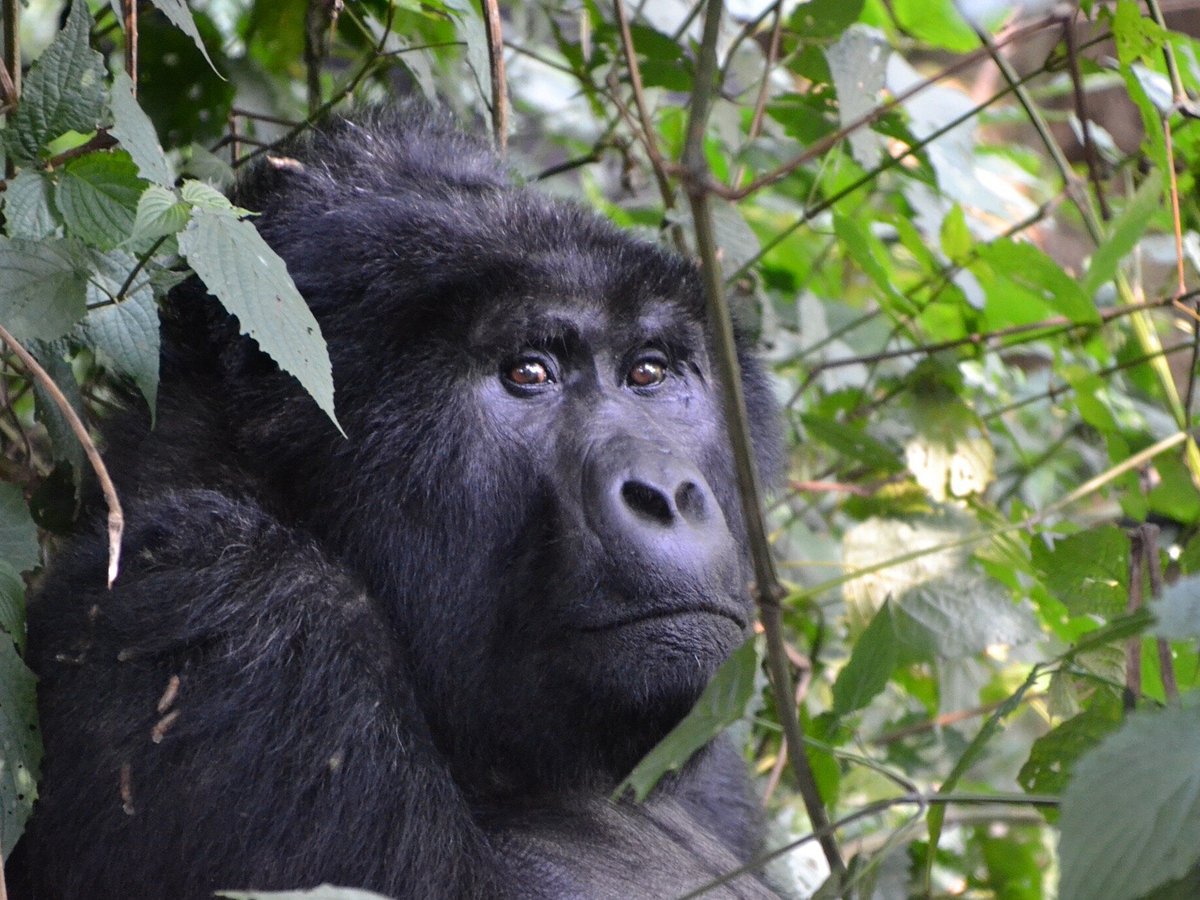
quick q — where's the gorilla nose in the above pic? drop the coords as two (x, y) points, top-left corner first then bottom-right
(583, 436), (735, 580)
(620, 477), (709, 528)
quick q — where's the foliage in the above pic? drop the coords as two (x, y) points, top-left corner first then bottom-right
(3, 0), (1200, 896)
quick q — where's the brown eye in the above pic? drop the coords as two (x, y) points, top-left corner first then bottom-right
(507, 359), (550, 387)
(627, 358), (667, 388)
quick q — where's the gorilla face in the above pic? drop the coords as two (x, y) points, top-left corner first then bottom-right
(219, 119), (777, 789)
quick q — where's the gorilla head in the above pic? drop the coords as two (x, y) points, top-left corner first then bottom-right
(19, 107), (782, 898)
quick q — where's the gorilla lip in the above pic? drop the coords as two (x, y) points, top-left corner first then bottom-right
(577, 601), (748, 633)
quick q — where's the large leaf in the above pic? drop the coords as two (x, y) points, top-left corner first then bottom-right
(977, 239), (1098, 324)
(0, 627), (40, 861)
(80, 251), (162, 415)
(146, 0), (222, 75)
(1082, 169), (1165, 299)
(0, 486), (37, 575)
(178, 209), (340, 429)
(2, 171), (60, 240)
(1031, 527), (1129, 618)
(832, 599), (898, 716)
(108, 71), (174, 187)
(1059, 705), (1200, 900)
(0, 237), (88, 342)
(5, 2), (104, 161)
(0, 565), (25, 653)
(614, 638), (761, 802)
(55, 152), (148, 250)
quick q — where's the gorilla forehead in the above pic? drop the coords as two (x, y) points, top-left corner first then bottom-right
(242, 111), (703, 335)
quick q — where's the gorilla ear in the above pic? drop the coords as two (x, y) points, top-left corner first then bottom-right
(265, 155), (306, 173)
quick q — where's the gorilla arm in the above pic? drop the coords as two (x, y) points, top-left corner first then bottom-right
(23, 488), (500, 900)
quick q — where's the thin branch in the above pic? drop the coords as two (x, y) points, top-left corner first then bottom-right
(0, 325), (123, 587)
(2, 0), (18, 180)
(1142, 526), (1180, 703)
(1126, 528), (1147, 711)
(122, 0), (137, 92)
(480, 0), (509, 152)
(1146, 0), (1187, 103)
(682, 0), (843, 880)
(613, 0), (675, 205)
(1063, 15), (1108, 218)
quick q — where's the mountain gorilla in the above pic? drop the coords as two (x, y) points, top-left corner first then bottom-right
(18, 108), (783, 898)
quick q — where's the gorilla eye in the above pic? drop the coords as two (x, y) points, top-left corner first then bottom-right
(505, 358), (553, 389)
(627, 358), (667, 388)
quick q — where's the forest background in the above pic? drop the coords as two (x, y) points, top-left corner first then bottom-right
(3, 0), (1200, 897)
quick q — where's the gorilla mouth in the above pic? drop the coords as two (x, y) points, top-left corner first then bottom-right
(577, 601), (748, 633)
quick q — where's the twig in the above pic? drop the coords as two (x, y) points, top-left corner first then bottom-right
(1126, 528), (1147, 711)
(730, 1), (782, 189)
(0, 324), (123, 587)
(2, 0), (18, 181)
(682, 0), (844, 880)
(1063, 15), (1108, 219)
(480, 0), (508, 152)
(1146, 0), (1187, 104)
(613, 0), (674, 205)
(304, 0), (345, 116)
(122, 0), (138, 93)
(1142, 526), (1180, 703)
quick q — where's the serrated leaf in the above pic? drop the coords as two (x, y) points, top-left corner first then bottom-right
(0, 237), (88, 342)
(146, 0), (222, 76)
(0, 626), (40, 861)
(0, 564), (25, 654)
(5, 2), (104, 161)
(978, 239), (1098, 324)
(832, 599), (898, 716)
(108, 70), (173, 187)
(178, 209), (339, 429)
(55, 151), (148, 250)
(3, 172), (59, 240)
(1059, 705), (1200, 900)
(826, 25), (888, 168)
(131, 185), (191, 243)
(79, 250), (161, 416)
(217, 887), (392, 900)
(180, 179), (236, 211)
(895, 571), (1039, 658)
(0, 486), (37, 576)
(28, 340), (86, 476)
(1082, 170), (1165, 299)
(614, 638), (760, 802)
(1017, 691), (1121, 820)
(1032, 527), (1129, 618)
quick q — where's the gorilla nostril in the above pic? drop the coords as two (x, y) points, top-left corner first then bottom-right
(675, 481), (707, 523)
(621, 480), (673, 525)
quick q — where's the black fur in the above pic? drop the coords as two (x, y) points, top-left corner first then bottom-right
(17, 108), (783, 899)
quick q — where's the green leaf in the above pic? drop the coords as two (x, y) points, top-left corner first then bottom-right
(0, 486), (37, 575)
(0, 564), (25, 654)
(180, 179), (237, 212)
(5, 1), (104, 161)
(0, 626), (40, 861)
(892, 0), (976, 51)
(0, 237), (88, 342)
(1059, 705), (1200, 900)
(939, 204), (971, 262)
(29, 340), (86, 476)
(895, 571), (1039, 658)
(1082, 170), (1164, 299)
(79, 251), (161, 416)
(217, 887), (392, 900)
(108, 70), (174, 187)
(977, 239), (1098, 323)
(801, 414), (901, 473)
(1017, 691), (1122, 821)
(614, 638), (760, 802)
(131, 185), (191, 243)
(3, 171), (59, 240)
(832, 599), (898, 716)
(178, 209), (340, 430)
(146, 0), (222, 76)
(789, 0), (864, 38)
(55, 151), (148, 250)
(1031, 527), (1129, 618)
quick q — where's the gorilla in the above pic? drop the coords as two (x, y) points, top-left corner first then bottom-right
(17, 108), (784, 899)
